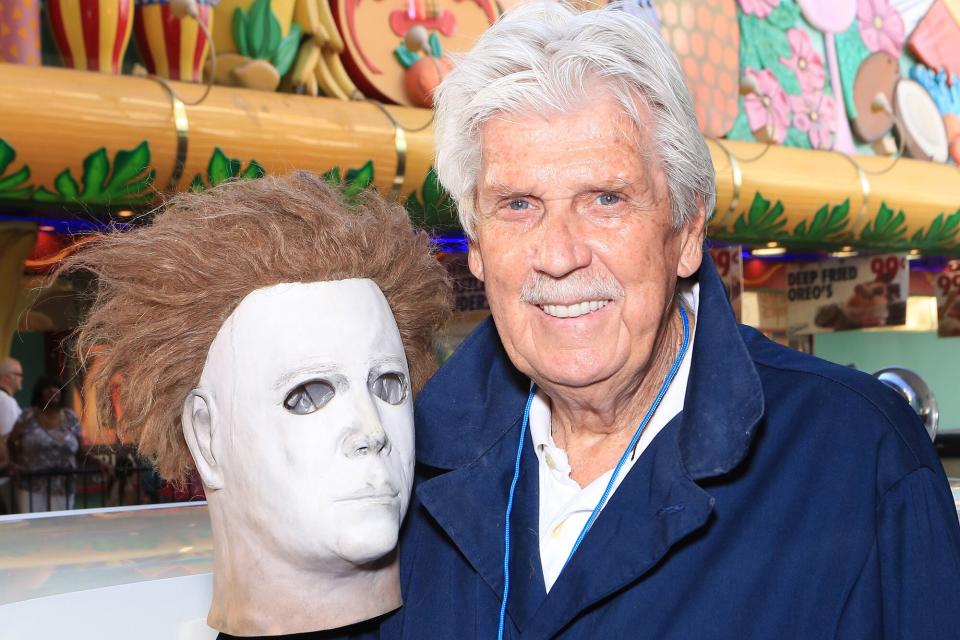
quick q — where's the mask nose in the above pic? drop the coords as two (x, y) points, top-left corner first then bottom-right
(341, 393), (391, 459)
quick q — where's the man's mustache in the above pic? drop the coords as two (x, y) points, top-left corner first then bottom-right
(519, 271), (624, 304)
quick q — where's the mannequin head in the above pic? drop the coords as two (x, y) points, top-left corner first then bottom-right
(186, 279), (415, 568)
(64, 173), (451, 634)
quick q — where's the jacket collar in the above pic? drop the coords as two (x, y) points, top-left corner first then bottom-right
(412, 250), (765, 634)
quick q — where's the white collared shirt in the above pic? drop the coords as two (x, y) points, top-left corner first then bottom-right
(530, 282), (699, 592)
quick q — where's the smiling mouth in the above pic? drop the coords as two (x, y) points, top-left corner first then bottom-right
(538, 300), (611, 319)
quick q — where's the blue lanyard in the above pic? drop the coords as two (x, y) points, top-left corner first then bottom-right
(497, 305), (691, 640)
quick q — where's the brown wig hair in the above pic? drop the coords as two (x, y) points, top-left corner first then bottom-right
(63, 172), (452, 480)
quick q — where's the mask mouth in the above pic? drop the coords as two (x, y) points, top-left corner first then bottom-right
(537, 299), (612, 319)
(334, 488), (401, 504)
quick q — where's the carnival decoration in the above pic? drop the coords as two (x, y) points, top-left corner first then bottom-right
(658, 0), (740, 137)
(908, 0), (960, 77)
(47, 0), (135, 73)
(794, 0), (857, 153)
(894, 78), (949, 161)
(0, 0), (41, 65)
(333, 0), (497, 105)
(132, 0), (217, 82)
(850, 52), (899, 144)
(393, 26), (453, 108)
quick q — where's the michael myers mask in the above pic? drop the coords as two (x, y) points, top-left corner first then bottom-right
(183, 278), (415, 633)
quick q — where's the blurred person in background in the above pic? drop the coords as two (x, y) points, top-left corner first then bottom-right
(9, 376), (81, 512)
(0, 357), (23, 513)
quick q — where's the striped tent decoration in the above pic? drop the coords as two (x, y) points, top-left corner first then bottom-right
(133, 0), (218, 82)
(47, 0), (135, 73)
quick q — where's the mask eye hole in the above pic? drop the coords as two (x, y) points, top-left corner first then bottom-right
(371, 372), (407, 405)
(284, 380), (335, 415)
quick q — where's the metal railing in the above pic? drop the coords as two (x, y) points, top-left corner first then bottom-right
(0, 455), (204, 514)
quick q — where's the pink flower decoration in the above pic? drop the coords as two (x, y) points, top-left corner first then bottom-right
(744, 68), (791, 144)
(737, 0), (780, 18)
(857, 0), (905, 56)
(780, 29), (826, 93)
(790, 92), (837, 149)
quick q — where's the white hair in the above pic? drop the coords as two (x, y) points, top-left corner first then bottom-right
(433, 1), (716, 238)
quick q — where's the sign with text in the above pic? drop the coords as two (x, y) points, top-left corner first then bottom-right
(787, 254), (908, 334)
(934, 261), (960, 337)
(709, 246), (743, 323)
(442, 252), (489, 313)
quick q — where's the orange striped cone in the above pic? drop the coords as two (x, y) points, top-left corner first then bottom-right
(47, 0), (134, 73)
(132, 0), (216, 83)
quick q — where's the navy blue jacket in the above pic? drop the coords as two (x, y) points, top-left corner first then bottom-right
(381, 254), (960, 639)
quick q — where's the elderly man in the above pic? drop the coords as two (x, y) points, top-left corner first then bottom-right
(381, 3), (960, 638)
(0, 357), (23, 513)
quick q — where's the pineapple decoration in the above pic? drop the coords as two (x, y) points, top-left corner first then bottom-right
(394, 25), (454, 108)
(208, 0), (301, 90)
(657, 0), (740, 137)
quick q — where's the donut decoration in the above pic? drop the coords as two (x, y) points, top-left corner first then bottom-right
(657, 0), (740, 137)
(333, 0), (498, 106)
(133, 0), (218, 82)
(47, 0), (135, 73)
(394, 26), (453, 108)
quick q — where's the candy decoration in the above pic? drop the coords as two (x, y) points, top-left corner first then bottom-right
(47, 0), (134, 73)
(0, 0), (42, 64)
(908, 0), (960, 77)
(133, 0), (217, 82)
(797, 0), (858, 153)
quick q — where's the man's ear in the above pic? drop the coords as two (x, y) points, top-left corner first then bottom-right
(467, 238), (485, 282)
(181, 389), (224, 491)
(677, 204), (708, 279)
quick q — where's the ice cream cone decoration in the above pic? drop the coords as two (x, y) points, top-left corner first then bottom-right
(47, 0), (135, 73)
(133, 0), (217, 82)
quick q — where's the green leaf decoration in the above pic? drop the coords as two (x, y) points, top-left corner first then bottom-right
(248, 0), (270, 58)
(0, 138), (33, 199)
(267, 13), (282, 56)
(792, 200), (850, 241)
(53, 170), (80, 200)
(767, 0), (800, 29)
(34, 143), (154, 204)
(81, 148), (110, 199)
(321, 166), (341, 185)
(343, 161), (375, 199)
(428, 32), (442, 58)
(233, 9), (250, 58)
(405, 168), (459, 231)
(860, 202), (907, 244)
(909, 209), (960, 250)
(272, 24), (301, 77)
(731, 192), (789, 240)
(393, 42), (418, 70)
(190, 147), (265, 191)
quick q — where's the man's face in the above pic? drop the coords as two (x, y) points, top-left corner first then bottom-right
(469, 97), (705, 393)
(1, 361), (23, 394)
(203, 279), (415, 568)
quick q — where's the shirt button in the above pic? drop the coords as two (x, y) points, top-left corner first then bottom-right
(545, 452), (557, 470)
